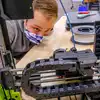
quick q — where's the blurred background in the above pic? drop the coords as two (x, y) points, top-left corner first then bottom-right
(56, 0), (83, 19)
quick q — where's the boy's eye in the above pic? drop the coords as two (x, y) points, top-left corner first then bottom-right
(33, 27), (40, 32)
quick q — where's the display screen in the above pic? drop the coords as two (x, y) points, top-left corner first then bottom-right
(0, 0), (33, 20)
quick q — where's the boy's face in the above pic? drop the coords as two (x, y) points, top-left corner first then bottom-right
(24, 10), (56, 36)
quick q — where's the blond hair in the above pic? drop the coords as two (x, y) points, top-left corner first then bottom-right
(33, 0), (58, 19)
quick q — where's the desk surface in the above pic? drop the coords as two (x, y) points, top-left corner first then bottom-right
(16, 16), (93, 100)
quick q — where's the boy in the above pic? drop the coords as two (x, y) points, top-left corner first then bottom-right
(6, 0), (58, 59)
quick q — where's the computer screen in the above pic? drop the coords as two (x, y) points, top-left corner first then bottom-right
(0, 0), (33, 20)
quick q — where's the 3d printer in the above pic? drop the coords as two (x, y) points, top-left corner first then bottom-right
(1, 0), (100, 100)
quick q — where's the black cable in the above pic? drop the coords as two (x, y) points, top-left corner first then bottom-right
(71, 0), (74, 9)
(58, 97), (61, 100)
(59, 0), (76, 49)
(74, 95), (77, 100)
(69, 96), (72, 100)
(1, 85), (8, 100)
(58, 97), (60, 100)
(8, 88), (12, 100)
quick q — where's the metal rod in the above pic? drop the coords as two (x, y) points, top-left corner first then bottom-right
(29, 75), (57, 81)
(30, 76), (92, 84)
(10, 68), (24, 72)
(31, 70), (56, 76)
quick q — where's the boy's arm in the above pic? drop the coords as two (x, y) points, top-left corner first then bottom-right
(6, 20), (15, 45)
